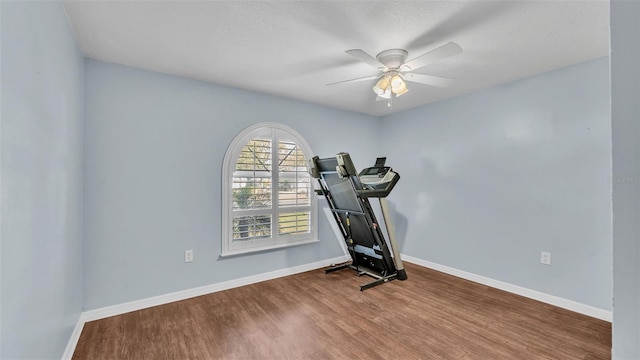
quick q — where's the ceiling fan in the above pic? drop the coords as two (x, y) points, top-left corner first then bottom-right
(328, 42), (463, 106)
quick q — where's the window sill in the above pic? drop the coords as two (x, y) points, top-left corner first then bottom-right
(220, 238), (320, 258)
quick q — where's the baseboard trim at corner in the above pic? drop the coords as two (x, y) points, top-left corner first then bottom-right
(401, 254), (612, 322)
(62, 314), (86, 360)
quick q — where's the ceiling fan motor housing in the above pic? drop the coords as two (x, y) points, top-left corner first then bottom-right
(376, 49), (408, 69)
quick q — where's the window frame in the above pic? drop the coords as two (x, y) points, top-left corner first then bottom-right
(221, 122), (318, 256)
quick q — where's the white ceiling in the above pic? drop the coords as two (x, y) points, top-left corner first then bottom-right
(62, 0), (609, 117)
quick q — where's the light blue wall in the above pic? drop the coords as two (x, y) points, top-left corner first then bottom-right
(611, 0), (640, 358)
(380, 57), (612, 311)
(0, 0), (620, 354)
(83, 59), (378, 309)
(1, 1), (84, 359)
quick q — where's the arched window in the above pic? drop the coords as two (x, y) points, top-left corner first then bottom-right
(221, 123), (317, 256)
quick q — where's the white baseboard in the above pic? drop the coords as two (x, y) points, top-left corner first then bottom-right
(62, 255), (348, 359)
(62, 314), (86, 360)
(401, 254), (612, 322)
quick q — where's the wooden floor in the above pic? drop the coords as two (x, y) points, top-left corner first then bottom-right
(73, 262), (611, 359)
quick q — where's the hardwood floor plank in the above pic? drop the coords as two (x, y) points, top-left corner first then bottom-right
(73, 263), (611, 359)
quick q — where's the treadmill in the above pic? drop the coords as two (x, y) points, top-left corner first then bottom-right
(309, 152), (407, 290)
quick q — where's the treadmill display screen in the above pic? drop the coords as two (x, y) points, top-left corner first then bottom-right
(362, 167), (389, 176)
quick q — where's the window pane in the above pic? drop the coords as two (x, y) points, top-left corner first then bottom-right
(278, 140), (311, 207)
(235, 139), (271, 171)
(233, 139), (272, 210)
(232, 177), (272, 210)
(278, 212), (310, 235)
(233, 215), (272, 241)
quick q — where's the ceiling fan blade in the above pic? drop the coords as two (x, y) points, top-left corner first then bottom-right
(403, 73), (455, 87)
(402, 42), (463, 71)
(345, 49), (387, 70)
(326, 74), (380, 86)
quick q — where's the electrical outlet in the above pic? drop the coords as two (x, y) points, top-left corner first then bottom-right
(184, 249), (193, 263)
(540, 251), (551, 265)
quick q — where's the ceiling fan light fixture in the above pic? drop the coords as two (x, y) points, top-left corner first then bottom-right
(390, 75), (404, 90)
(378, 86), (392, 99)
(388, 74), (409, 97)
(394, 84), (409, 97)
(373, 77), (390, 95)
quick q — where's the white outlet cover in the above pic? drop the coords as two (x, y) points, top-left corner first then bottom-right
(540, 251), (551, 265)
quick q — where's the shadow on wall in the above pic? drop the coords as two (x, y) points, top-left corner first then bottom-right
(387, 200), (409, 252)
(411, 155), (448, 228)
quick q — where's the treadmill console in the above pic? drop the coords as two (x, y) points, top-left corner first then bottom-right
(357, 157), (400, 198)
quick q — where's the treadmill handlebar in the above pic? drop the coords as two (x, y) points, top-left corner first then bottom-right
(309, 156), (321, 178)
(336, 152), (358, 177)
